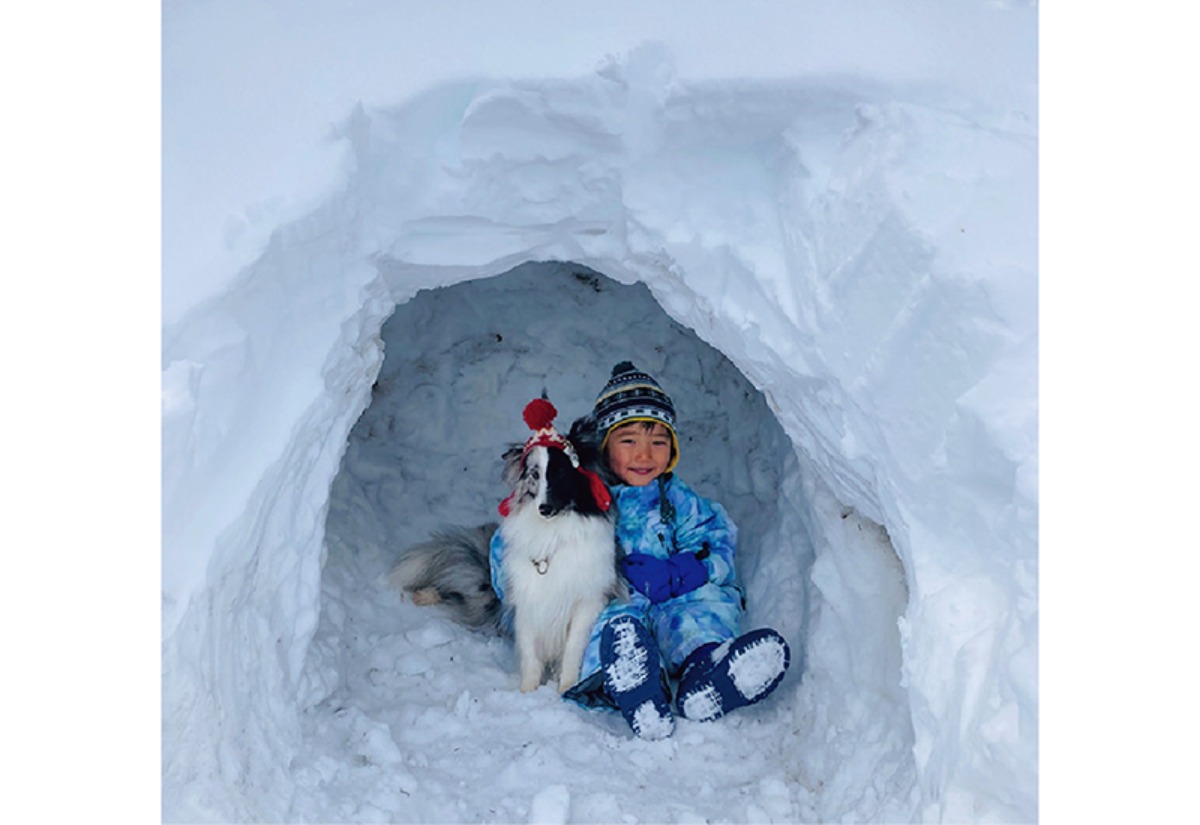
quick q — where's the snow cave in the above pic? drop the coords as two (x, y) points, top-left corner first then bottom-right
(162, 49), (1037, 824)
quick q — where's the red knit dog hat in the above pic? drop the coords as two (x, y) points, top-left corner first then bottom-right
(498, 397), (612, 516)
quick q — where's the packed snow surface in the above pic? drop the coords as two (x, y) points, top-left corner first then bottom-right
(161, 3), (1037, 822)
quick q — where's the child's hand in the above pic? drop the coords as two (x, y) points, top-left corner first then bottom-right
(666, 551), (708, 599)
(621, 552), (709, 603)
(621, 553), (673, 602)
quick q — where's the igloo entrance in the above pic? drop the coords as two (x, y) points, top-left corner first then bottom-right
(295, 261), (916, 822)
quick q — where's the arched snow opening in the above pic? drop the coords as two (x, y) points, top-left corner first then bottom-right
(301, 262), (911, 822)
(163, 55), (1036, 823)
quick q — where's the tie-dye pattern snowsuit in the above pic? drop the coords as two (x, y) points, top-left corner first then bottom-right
(489, 473), (744, 710)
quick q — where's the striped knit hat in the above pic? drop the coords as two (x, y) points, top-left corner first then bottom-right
(593, 361), (679, 472)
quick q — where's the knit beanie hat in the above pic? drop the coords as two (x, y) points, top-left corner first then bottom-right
(593, 361), (680, 473)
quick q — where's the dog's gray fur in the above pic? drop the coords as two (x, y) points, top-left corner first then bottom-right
(387, 523), (504, 633)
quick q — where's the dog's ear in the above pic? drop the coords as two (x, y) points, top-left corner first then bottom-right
(568, 414), (619, 482)
(567, 414), (600, 457)
(500, 443), (525, 488)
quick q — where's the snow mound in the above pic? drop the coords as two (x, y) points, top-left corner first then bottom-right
(163, 46), (1036, 823)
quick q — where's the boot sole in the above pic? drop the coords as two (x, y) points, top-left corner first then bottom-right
(678, 629), (790, 722)
(601, 619), (675, 739)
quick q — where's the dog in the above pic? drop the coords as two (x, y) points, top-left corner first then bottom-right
(389, 398), (625, 694)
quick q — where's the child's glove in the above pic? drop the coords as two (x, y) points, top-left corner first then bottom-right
(621, 552), (709, 603)
(620, 554), (672, 602)
(666, 551), (708, 599)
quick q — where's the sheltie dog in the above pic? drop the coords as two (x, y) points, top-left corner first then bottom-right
(389, 400), (624, 694)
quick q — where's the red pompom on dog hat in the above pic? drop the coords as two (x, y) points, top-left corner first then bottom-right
(498, 397), (612, 516)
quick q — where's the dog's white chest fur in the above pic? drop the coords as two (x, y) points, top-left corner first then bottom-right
(499, 505), (617, 693)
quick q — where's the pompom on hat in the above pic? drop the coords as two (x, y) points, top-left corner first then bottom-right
(593, 361), (680, 473)
(520, 397), (572, 456)
(498, 396), (612, 516)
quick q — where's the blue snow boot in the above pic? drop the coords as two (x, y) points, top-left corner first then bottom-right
(600, 617), (675, 740)
(675, 628), (791, 722)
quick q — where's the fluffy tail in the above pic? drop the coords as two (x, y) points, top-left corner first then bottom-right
(388, 523), (504, 634)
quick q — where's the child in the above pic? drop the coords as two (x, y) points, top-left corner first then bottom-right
(559, 361), (791, 739)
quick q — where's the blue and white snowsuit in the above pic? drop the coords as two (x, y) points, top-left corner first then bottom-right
(489, 473), (745, 710)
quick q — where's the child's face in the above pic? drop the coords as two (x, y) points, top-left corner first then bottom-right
(606, 421), (673, 487)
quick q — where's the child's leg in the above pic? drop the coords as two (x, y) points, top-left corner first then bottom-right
(675, 628), (791, 722)
(599, 615), (674, 740)
(573, 599), (646, 691)
(648, 595), (743, 673)
(561, 598), (674, 739)
(649, 596), (790, 722)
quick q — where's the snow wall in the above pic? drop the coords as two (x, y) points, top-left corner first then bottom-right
(162, 51), (1037, 822)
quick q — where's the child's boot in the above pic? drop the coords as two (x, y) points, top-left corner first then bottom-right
(676, 628), (790, 722)
(600, 617), (675, 740)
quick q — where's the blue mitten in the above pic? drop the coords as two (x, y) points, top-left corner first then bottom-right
(667, 552), (709, 598)
(620, 553), (673, 603)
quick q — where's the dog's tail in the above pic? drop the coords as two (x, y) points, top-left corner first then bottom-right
(388, 523), (505, 634)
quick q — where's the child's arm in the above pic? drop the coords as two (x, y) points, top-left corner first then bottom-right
(488, 528), (508, 604)
(670, 486), (739, 590)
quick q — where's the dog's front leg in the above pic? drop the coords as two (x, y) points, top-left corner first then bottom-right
(515, 615), (544, 692)
(558, 597), (606, 694)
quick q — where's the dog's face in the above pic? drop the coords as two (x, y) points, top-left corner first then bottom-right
(501, 444), (595, 519)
